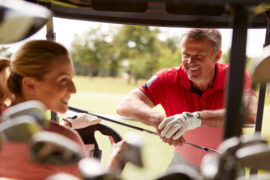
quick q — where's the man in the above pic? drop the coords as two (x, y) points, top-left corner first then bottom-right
(116, 28), (257, 170)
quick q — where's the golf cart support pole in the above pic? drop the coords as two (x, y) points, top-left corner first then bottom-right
(224, 5), (250, 140)
(68, 106), (219, 154)
(46, 17), (58, 123)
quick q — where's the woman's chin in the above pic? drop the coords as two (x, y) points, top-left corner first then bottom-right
(51, 106), (68, 114)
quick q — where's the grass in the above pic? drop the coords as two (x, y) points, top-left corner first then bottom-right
(68, 76), (270, 180)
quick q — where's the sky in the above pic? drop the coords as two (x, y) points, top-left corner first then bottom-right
(5, 17), (267, 58)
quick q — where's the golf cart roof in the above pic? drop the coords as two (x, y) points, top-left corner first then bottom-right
(27, 0), (270, 28)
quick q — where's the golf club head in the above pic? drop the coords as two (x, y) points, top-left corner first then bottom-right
(0, 115), (41, 142)
(78, 158), (120, 180)
(201, 153), (220, 179)
(30, 131), (83, 164)
(46, 173), (81, 180)
(2, 100), (48, 127)
(157, 164), (201, 180)
(236, 143), (270, 170)
(252, 44), (270, 83)
(0, 0), (52, 44)
(120, 132), (144, 168)
(218, 133), (267, 155)
(201, 134), (267, 179)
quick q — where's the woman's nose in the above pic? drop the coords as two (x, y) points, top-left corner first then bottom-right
(69, 81), (77, 94)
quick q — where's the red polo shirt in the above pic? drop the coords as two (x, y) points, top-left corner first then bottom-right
(140, 63), (253, 166)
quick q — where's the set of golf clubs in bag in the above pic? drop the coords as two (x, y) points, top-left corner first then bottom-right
(0, 101), (129, 180)
(1, 100), (270, 180)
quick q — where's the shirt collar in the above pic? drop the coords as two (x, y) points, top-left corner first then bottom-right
(179, 63), (226, 91)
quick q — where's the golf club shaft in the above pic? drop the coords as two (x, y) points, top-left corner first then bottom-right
(68, 106), (218, 153)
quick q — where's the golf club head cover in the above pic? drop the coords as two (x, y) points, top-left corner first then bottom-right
(0, 115), (41, 142)
(30, 131), (83, 164)
(2, 100), (48, 127)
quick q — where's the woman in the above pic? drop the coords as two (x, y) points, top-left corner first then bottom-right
(0, 40), (127, 179)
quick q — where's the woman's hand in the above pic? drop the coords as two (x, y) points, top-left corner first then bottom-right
(107, 137), (128, 174)
(62, 113), (101, 129)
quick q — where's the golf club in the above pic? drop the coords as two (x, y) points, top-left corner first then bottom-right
(0, 101), (48, 142)
(30, 131), (83, 164)
(68, 106), (219, 154)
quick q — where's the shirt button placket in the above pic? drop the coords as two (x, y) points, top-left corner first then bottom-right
(200, 96), (204, 110)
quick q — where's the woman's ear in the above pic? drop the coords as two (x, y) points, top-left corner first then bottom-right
(22, 77), (36, 94)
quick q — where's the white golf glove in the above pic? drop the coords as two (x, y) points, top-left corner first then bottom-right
(158, 112), (201, 140)
(63, 113), (101, 129)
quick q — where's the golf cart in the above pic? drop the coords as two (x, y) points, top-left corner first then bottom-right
(3, 0), (270, 179)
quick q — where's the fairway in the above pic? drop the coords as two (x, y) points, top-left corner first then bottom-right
(68, 76), (270, 180)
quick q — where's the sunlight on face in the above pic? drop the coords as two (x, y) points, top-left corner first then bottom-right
(33, 55), (76, 113)
(181, 38), (219, 84)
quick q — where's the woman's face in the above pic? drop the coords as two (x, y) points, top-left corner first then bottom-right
(30, 55), (76, 113)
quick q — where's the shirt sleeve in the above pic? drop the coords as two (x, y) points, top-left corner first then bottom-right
(139, 70), (167, 106)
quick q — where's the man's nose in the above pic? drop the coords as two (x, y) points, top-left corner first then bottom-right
(187, 57), (193, 64)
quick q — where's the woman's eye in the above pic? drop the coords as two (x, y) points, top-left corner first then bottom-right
(59, 78), (68, 85)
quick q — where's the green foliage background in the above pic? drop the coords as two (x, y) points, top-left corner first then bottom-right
(70, 25), (181, 84)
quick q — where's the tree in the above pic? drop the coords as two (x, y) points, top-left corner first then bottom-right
(70, 26), (121, 77)
(222, 48), (252, 72)
(113, 25), (161, 83)
(70, 25), (182, 82)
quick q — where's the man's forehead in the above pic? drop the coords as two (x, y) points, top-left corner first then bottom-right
(181, 38), (214, 51)
(181, 37), (212, 44)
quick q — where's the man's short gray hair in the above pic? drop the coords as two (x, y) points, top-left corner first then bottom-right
(180, 28), (222, 51)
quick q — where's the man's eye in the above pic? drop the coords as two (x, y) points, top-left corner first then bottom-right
(196, 56), (203, 60)
(183, 54), (189, 58)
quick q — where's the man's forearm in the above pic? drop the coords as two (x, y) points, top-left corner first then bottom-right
(117, 100), (164, 127)
(117, 89), (165, 127)
(199, 109), (225, 127)
(121, 106), (164, 127)
(198, 99), (257, 127)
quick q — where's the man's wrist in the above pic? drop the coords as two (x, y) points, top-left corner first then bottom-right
(182, 112), (202, 127)
(148, 113), (164, 126)
(194, 112), (201, 121)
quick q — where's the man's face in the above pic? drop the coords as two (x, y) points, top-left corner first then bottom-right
(181, 37), (221, 84)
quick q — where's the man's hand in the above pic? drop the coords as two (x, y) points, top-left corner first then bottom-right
(158, 112), (201, 140)
(161, 136), (185, 146)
